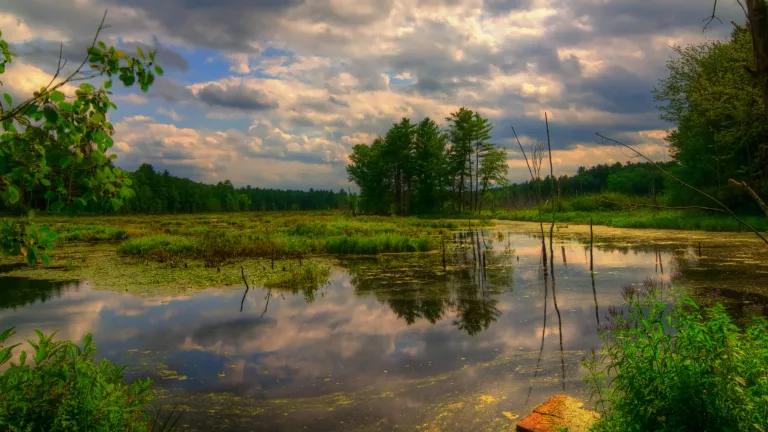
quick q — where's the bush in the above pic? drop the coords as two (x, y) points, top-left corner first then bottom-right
(0, 328), (154, 431)
(585, 287), (768, 431)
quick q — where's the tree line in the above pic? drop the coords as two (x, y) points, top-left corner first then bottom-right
(123, 164), (349, 213)
(346, 107), (508, 215)
(490, 161), (671, 209)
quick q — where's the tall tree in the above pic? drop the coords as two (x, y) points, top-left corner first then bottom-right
(411, 117), (447, 213)
(347, 139), (390, 213)
(654, 27), (768, 209)
(470, 112), (494, 211)
(446, 107), (476, 212)
(382, 118), (416, 214)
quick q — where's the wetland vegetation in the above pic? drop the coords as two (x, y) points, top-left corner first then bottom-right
(2, 2), (768, 431)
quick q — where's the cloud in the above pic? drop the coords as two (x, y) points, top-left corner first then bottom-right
(0, 0), (742, 189)
(193, 81), (279, 111)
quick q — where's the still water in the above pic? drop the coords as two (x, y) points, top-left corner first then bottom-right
(1, 224), (766, 431)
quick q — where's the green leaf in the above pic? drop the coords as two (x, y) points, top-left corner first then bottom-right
(50, 90), (65, 103)
(0, 327), (14, 344)
(2, 92), (11, 107)
(43, 106), (59, 124)
(0, 344), (19, 366)
(6, 185), (20, 204)
(154, 65), (164, 76)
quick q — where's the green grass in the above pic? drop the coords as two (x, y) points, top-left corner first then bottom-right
(324, 235), (433, 254)
(494, 208), (768, 232)
(0, 212), (451, 293)
(112, 213), (441, 264)
(57, 224), (129, 243)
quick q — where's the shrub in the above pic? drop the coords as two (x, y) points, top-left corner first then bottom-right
(585, 287), (768, 432)
(0, 328), (154, 431)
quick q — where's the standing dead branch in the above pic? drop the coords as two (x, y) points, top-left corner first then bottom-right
(729, 178), (768, 218)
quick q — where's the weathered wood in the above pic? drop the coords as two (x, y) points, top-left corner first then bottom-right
(516, 394), (599, 432)
(729, 178), (768, 219)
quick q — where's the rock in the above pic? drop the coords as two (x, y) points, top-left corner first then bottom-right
(515, 394), (599, 432)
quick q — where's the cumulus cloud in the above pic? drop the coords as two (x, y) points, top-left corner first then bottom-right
(194, 81), (279, 111)
(0, 0), (742, 189)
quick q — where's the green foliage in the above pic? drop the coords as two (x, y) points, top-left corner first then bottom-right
(124, 164), (349, 213)
(324, 234), (432, 254)
(0, 21), (161, 265)
(262, 260), (331, 302)
(347, 109), (507, 215)
(0, 328), (154, 431)
(58, 224), (128, 242)
(117, 235), (197, 262)
(491, 162), (670, 209)
(654, 26), (768, 210)
(119, 229), (433, 262)
(585, 289), (768, 432)
(495, 206), (768, 232)
(0, 218), (56, 265)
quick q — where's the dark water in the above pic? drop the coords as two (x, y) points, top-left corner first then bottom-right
(0, 228), (765, 431)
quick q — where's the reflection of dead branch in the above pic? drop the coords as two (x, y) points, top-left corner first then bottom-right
(240, 266), (250, 313)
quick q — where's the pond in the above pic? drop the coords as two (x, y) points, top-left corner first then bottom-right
(1, 222), (766, 431)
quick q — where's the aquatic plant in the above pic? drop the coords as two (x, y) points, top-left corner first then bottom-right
(117, 235), (196, 263)
(59, 225), (128, 243)
(584, 287), (768, 431)
(263, 260), (331, 302)
(324, 234), (433, 254)
(0, 328), (154, 431)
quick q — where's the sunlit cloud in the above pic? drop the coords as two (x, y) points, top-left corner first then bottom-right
(0, 0), (743, 189)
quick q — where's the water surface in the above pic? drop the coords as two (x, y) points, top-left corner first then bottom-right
(1, 224), (765, 431)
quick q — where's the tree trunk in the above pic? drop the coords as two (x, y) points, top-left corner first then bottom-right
(747, 0), (768, 110)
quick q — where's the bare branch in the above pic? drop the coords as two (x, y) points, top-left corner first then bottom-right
(596, 132), (768, 246)
(511, 125), (535, 182)
(0, 10), (109, 123)
(728, 178), (768, 218)
(704, 0), (724, 30)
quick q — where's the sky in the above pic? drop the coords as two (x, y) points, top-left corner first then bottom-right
(0, 0), (744, 190)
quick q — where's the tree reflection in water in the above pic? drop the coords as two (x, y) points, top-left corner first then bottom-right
(345, 228), (513, 335)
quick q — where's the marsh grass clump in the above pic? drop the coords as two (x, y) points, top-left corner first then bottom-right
(585, 286), (768, 432)
(117, 235), (196, 264)
(263, 260), (331, 302)
(0, 328), (154, 431)
(58, 225), (128, 243)
(324, 235), (433, 254)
